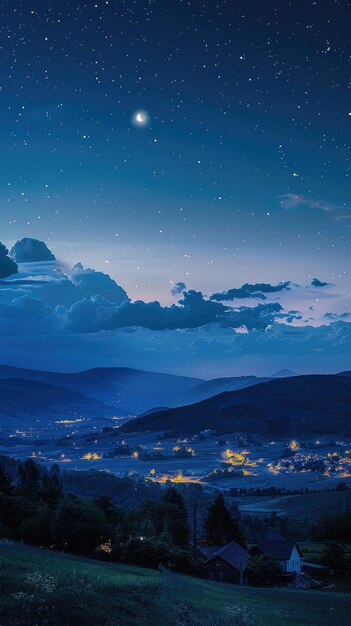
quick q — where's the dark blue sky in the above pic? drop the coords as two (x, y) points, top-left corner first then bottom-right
(0, 1), (350, 375)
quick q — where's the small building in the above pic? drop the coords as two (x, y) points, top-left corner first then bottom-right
(258, 531), (302, 574)
(203, 541), (248, 584)
(303, 561), (332, 577)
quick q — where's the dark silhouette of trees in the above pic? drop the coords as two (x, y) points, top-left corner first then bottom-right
(311, 510), (351, 543)
(323, 542), (349, 575)
(204, 493), (245, 546)
(52, 496), (112, 554)
(0, 466), (13, 495)
(246, 554), (284, 586)
(162, 487), (190, 547)
(17, 459), (41, 499)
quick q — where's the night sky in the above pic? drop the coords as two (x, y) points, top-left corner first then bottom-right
(0, 1), (350, 376)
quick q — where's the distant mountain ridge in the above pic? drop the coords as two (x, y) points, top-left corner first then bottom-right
(172, 375), (272, 406)
(0, 364), (273, 416)
(0, 364), (203, 416)
(0, 365), (348, 436)
(270, 369), (298, 378)
(120, 374), (351, 437)
(0, 378), (117, 430)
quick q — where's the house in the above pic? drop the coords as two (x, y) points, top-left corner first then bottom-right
(202, 541), (248, 584)
(258, 531), (302, 573)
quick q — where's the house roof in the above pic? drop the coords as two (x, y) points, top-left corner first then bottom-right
(205, 541), (248, 572)
(198, 545), (221, 559)
(258, 531), (302, 561)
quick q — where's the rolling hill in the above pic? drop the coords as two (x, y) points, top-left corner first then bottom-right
(120, 374), (351, 437)
(0, 378), (117, 430)
(0, 365), (274, 415)
(1, 542), (350, 626)
(172, 375), (271, 406)
(0, 365), (203, 415)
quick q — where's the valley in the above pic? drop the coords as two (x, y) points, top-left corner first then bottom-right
(1, 365), (351, 516)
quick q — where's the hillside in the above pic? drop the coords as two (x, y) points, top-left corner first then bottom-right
(1, 542), (350, 626)
(0, 378), (117, 430)
(0, 364), (203, 415)
(120, 374), (351, 437)
(0, 364), (273, 415)
(172, 375), (271, 406)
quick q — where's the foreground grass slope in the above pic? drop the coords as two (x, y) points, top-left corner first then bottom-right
(1, 542), (351, 626)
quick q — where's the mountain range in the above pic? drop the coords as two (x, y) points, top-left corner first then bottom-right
(0, 364), (280, 429)
(3, 364), (348, 439)
(120, 374), (351, 437)
(0, 378), (117, 430)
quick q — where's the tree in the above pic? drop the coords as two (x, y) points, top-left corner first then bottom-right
(204, 493), (245, 546)
(120, 537), (170, 569)
(20, 505), (54, 548)
(17, 459), (41, 499)
(40, 474), (63, 508)
(162, 488), (190, 547)
(246, 554), (284, 586)
(52, 496), (112, 555)
(0, 465), (14, 495)
(323, 542), (349, 575)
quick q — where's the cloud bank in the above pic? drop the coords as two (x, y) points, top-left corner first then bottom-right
(0, 236), (348, 375)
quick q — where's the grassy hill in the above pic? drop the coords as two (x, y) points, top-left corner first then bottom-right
(121, 375), (351, 436)
(239, 490), (351, 524)
(1, 542), (351, 626)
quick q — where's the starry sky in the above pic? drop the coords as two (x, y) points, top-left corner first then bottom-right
(0, 1), (351, 376)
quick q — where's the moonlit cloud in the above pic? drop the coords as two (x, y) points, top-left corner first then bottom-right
(10, 238), (56, 263)
(0, 236), (350, 375)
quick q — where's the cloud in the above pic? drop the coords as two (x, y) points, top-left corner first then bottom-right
(1, 234), (350, 376)
(57, 291), (283, 333)
(58, 290), (225, 332)
(211, 281), (291, 302)
(0, 242), (18, 278)
(278, 309), (303, 323)
(0, 296), (55, 333)
(324, 311), (351, 321)
(1, 316), (351, 376)
(0, 259), (130, 308)
(279, 194), (351, 221)
(10, 238), (56, 262)
(171, 281), (186, 296)
(311, 278), (330, 288)
(71, 263), (129, 305)
(223, 302), (283, 330)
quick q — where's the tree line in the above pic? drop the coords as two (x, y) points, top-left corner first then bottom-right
(0, 460), (245, 574)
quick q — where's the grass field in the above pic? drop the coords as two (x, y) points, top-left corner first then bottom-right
(1, 542), (351, 625)
(239, 489), (351, 523)
(300, 542), (351, 561)
(299, 542), (351, 592)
